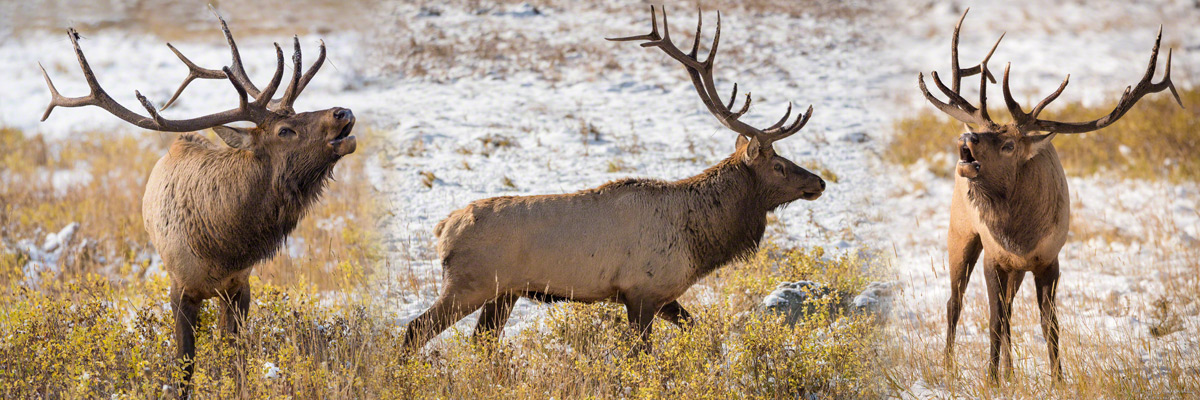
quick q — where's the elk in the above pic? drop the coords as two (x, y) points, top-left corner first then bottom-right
(402, 6), (826, 351)
(919, 10), (1181, 382)
(39, 15), (356, 393)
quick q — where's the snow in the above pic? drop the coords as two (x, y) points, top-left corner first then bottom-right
(2, 0), (1198, 392)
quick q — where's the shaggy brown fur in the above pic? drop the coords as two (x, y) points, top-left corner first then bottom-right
(921, 10), (1181, 382)
(403, 138), (824, 351)
(37, 17), (358, 396)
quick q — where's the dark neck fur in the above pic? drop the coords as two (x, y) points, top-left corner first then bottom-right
(677, 155), (768, 277)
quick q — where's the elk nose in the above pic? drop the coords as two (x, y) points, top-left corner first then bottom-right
(818, 178), (826, 190)
(334, 108), (354, 121)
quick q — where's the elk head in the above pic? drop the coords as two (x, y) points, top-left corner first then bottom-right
(608, 6), (825, 207)
(39, 14), (357, 163)
(918, 10), (1181, 194)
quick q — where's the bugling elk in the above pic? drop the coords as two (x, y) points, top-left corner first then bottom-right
(39, 13), (357, 394)
(918, 10), (1182, 381)
(402, 6), (826, 351)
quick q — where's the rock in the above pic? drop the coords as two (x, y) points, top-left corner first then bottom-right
(851, 281), (897, 319)
(762, 280), (898, 326)
(42, 222), (79, 253)
(762, 281), (838, 325)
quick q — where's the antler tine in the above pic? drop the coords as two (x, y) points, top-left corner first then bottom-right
(1022, 27), (1184, 134)
(766, 103), (793, 131)
(918, 72), (988, 126)
(39, 63), (63, 122)
(254, 43), (286, 106)
(766, 104), (813, 141)
(223, 66), (249, 112)
(40, 27), (267, 132)
(919, 10), (1002, 130)
(213, 8), (260, 95)
(605, 5), (661, 42)
(161, 8), (269, 110)
(969, 33), (1003, 83)
(610, 7), (813, 144)
(135, 90), (165, 126)
(160, 43), (225, 110)
(1028, 75), (1069, 121)
(275, 37), (327, 112)
(950, 8), (966, 93)
(1000, 63), (1031, 126)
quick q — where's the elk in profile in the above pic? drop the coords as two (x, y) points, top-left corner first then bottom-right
(403, 6), (826, 351)
(918, 10), (1181, 382)
(39, 15), (357, 393)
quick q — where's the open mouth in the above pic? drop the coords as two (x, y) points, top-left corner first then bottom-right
(957, 143), (980, 178)
(329, 119), (355, 145)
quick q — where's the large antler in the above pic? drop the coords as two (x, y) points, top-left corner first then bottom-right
(159, 8), (326, 114)
(607, 6), (812, 148)
(917, 8), (1005, 131)
(1001, 26), (1183, 134)
(39, 26), (286, 132)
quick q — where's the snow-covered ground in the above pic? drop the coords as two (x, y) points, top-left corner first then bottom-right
(3, 0), (1198, 390)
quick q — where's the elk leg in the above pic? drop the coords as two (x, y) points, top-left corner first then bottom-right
(657, 300), (693, 328)
(1000, 270), (1025, 380)
(1035, 261), (1063, 381)
(403, 288), (492, 352)
(170, 286), (202, 396)
(946, 231), (982, 366)
(983, 261), (1007, 384)
(624, 296), (660, 354)
(219, 281), (252, 339)
(474, 294), (519, 342)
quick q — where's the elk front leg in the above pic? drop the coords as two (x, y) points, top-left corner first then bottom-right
(1035, 260), (1063, 381)
(946, 229), (982, 366)
(474, 294), (519, 343)
(983, 260), (1008, 384)
(657, 300), (693, 328)
(170, 286), (202, 397)
(999, 269), (1025, 380)
(623, 296), (660, 354)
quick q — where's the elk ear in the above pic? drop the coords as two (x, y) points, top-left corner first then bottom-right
(738, 135), (763, 162)
(1024, 133), (1056, 161)
(212, 126), (253, 149)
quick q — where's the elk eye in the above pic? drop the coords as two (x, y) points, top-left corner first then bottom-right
(278, 127), (296, 137)
(773, 163), (784, 173)
(1002, 142), (1015, 152)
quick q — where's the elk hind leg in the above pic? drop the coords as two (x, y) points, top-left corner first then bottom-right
(403, 284), (493, 352)
(474, 293), (519, 343)
(1035, 261), (1063, 381)
(657, 300), (693, 328)
(219, 280), (252, 339)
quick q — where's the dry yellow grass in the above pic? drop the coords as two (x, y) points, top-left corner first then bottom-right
(888, 87), (1200, 182)
(882, 95), (1200, 397)
(0, 126), (888, 397)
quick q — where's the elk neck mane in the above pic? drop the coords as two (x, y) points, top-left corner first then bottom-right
(172, 133), (338, 269)
(594, 153), (768, 276)
(967, 147), (1066, 255)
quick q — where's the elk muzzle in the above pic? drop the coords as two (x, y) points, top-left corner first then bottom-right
(800, 175), (825, 201)
(329, 108), (357, 156)
(956, 132), (980, 179)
